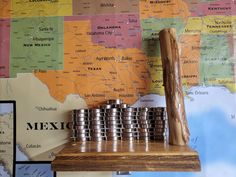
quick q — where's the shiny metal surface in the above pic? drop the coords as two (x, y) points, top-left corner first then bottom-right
(71, 100), (167, 142)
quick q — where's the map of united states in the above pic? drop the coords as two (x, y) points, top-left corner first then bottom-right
(0, 2), (235, 177)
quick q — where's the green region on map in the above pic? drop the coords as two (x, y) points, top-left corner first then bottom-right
(200, 34), (234, 84)
(10, 17), (64, 77)
(141, 18), (185, 57)
(140, 18), (185, 94)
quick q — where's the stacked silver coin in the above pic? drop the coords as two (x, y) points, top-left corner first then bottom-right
(105, 108), (122, 141)
(104, 99), (125, 141)
(71, 99), (167, 142)
(121, 107), (139, 141)
(152, 107), (168, 141)
(137, 107), (153, 141)
(71, 109), (90, 141)
(90, 108), (106, 141)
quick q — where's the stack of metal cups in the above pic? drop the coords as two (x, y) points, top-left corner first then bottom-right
(104, 99), (124, 141)
(90, 108), (106, 141)
(71, 109), (90, 141)
(153, 107), (167, 141)
(137, 107), (154, 141)
(148, 108), (158, 140)
(71, 99), (167, 142)
(105, 108), (122, 141)
(121, 107), (139, 141)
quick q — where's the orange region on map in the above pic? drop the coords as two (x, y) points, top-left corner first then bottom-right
(12, 0), (72, 18)
(139, 0), (190, 19)
(35, 20), (150, 107)
(179, 34), (200, 87)
(0, 0), (11, 18)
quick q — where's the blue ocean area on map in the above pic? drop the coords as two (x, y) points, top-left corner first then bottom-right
(16, 145), (29, 161)
(15, 164), (53, 177)
(131, 108), (236, 177)
(0, 165), (10, 177)
(0, 103), (13, 114)
(190, 109), (236, 164)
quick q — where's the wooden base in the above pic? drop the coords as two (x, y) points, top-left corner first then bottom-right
(52, 141), (200, 171)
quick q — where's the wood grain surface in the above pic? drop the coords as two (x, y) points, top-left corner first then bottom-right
(159, 28), (190, 146)
(52, 141), (200, 171)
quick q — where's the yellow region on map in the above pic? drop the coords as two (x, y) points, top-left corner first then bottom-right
(184, 17), (202, 34)
(140, 0), (190, 19)
(12, 0), (72, 18)
(210, 78), (236, 93)
(179, 34), (200, 87)
(148, 57), (165, 95)
(35, 20), (152, 107)
(202, 16), (235, 34)
(185, 16), (236, 34)
(0, 0), (11, 18)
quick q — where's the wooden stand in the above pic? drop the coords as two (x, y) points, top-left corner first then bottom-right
(52, 141), (200, 171)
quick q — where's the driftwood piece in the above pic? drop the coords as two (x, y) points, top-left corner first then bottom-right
(159, 28), (190, 146)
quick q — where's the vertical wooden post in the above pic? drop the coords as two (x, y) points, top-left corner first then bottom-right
(159, 28), (190, 146)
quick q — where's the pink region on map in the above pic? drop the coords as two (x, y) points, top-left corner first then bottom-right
(226, 34), (234, 57)
(90, 14), (141, 49)
(0, 19), (10, 78)
(186, 0), (236, 16)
